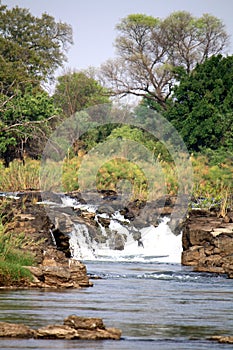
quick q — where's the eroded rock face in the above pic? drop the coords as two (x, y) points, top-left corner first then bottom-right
(25, 248), (93, 289)
(0, 315), (122, 341)
(0, 193), (92, 288)
(182, 209), (233, 277)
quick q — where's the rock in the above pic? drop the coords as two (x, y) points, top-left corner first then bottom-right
(210, 335), (233, 344)
(77, 327), (122, 340)
(0, 194), (93, 289)
(25, 252), (93, 289)
(63, 315), (121, 340)
(182, 209), (233, 278)
(97, 216), (111, 227)
(0, 316), (121, 341)
(64, 315), (105, 330)
(0, 322), (35, 338)
(36, 325), (79, 339)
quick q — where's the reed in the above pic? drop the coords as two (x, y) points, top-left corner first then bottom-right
(0, 158), (40, 191)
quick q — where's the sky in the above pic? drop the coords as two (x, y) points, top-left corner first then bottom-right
(3, 0), (233, 74)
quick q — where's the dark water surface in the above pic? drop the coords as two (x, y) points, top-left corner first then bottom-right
(0, 262), (233, 349)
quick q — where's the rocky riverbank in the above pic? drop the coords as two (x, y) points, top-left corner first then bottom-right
(182, 208), (233, 278)
(0, 190), (176, 287)
(0, 315), (121, 340)
(1, 190), (233, 285)
(0, 191), (92, 288)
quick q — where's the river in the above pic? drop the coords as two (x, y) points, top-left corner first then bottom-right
(0, 261), (233, 350)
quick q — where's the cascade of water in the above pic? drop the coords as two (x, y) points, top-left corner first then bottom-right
(69, 224), (97, 260)
(69, 214), (182, 263)
(43, 194), (183, 263)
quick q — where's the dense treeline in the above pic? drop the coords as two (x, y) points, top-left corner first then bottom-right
(0, 3), (232, 207)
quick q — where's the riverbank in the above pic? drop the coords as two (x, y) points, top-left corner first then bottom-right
(0, 191), (92, 289)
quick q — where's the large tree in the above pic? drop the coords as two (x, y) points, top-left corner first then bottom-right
(53, 70), (110, 118)
(0, 4), (73, 93)
(100, 11), (229, 109)
(0, 4), (73, 163)
(164, 55), (233, 152)
(0, 86), (59, 165)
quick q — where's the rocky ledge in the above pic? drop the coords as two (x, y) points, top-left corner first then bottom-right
(182, 209), (233, 277)
(0, 192), (93, 288)
(0, 315), (121, 340)
(24, 248), (93, 289)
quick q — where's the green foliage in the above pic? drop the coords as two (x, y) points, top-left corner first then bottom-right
(165, 55), (233, 152)
(161, 12), (229, 72)
(107, 124), (169, 162)
(191, 153), (233, 210)
(101, 11), (229, 108)
(0, 219), (34, 285)
(0, 86), (59, 164)
(0, 4), (73, 90)
(0, 3), (72, 163)
(53, 71), (110, 118)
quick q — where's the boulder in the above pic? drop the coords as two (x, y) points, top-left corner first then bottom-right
(63, 315), (121, 340)
(0, 322), (35, 338)
(25, 250), (93, 289)
(64, 315), (105, 330)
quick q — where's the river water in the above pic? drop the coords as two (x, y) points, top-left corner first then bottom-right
(1, 196), (233, 349)
(0, 261), (233, 350)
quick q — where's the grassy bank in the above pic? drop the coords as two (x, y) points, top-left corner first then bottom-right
(0, 217), (34, 286)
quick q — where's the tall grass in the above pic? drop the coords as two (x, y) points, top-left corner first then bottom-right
(0, 158), (40, 191)
(0, 219), (35, 285)
(0, 155), (232, 210)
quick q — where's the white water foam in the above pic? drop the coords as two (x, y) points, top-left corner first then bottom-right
(69, 216), (182, 264)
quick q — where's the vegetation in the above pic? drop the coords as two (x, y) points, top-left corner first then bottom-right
(0, 4), (232, 214)
(100, 11), (229, 108)
(0, 4), (73, 88)
(164, 55), (233, 152)
(0, 216), (35, 285)
(0, 87), (60, 165)
(53, 70), (110, 117)
(0, 3), (73, 165)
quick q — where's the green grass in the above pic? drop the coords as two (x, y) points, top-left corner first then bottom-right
(0, 221), (35, 286)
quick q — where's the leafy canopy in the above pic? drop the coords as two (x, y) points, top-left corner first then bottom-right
(0, 4), (73, 93)
(100, 11), (229, 108)
(53, 71), (110, 118)
(165, 55), (233, 152)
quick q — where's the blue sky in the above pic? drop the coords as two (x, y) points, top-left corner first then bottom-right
(4, 0), (233, 73)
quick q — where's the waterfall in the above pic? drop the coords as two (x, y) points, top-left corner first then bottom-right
(68, 215), (182, 264)
(43, 194), (183, 263)
(69, 224), (97, 260)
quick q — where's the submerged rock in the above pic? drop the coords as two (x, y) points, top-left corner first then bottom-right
(209, 335), (233, 344)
